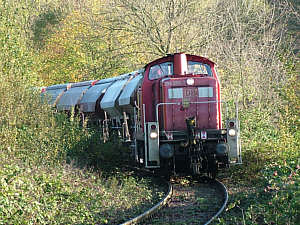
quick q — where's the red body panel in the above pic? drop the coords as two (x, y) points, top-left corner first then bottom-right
(161, 77), (219, 131)
(141, 53), (222, 131)
(141, 55), (173, 123)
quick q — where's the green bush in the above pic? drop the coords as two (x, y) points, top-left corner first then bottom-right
(0, 2), (166, 224)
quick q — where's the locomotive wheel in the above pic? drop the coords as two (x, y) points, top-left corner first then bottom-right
(160, 157), (175, 177)
(207, 157), (218, 179)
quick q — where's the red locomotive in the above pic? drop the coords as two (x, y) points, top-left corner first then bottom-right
(42, 53), (242, 178)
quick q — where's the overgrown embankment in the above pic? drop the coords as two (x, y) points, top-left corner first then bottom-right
(0, 2), (165, 224)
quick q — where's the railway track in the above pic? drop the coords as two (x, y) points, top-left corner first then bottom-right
(121, 175), (228, 225)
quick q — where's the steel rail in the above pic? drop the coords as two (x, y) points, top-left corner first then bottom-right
(119, 172), (227, 225)
(204, 179), (229, 225)
(120, 182), (173, 225)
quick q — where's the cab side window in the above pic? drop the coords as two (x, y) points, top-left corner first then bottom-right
(187, 61), (212, 76)
(149, 62), (173, 80)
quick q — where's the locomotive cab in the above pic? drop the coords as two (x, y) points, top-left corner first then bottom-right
(139, 53), (242, 177)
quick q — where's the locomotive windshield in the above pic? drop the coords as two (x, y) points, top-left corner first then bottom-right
(149, 62), (173, 80)
(187, 61), (212, 76)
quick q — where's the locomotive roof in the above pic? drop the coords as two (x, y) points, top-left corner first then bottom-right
(144, 53), (215, 68)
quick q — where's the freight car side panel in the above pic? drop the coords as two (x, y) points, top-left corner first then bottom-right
(42, 84), (71, 106)
(79, 82), (112, 112)
(161, 77), (218, 131)
(118, 74), (143, 114)
(56, 81), (94, 111)
(100, 78), (130, 117)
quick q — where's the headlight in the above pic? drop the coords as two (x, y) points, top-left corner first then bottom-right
(150, 131), (158, 139)
(221, 129), (227, 135)
(187, 78), (194, 85)
(228, 129), (236, 136)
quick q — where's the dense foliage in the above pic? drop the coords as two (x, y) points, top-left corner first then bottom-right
(0, 0), (298, 224)
(0, 1), (165, 224)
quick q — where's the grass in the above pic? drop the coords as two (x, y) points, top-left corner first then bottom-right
(0, 130), (166, 225)
(0, 81), (166, 224)
(216, 163), (299, 224)
(214, 106), (300, 224)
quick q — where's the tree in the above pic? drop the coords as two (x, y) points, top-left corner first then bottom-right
(108, 0), (215, 59)
(35, 0), (139, 85)
(203, 0), (295, 112)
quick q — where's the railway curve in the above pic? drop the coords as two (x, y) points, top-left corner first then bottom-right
(120, 176), (228, 225)
(120, 181), (173, 225)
